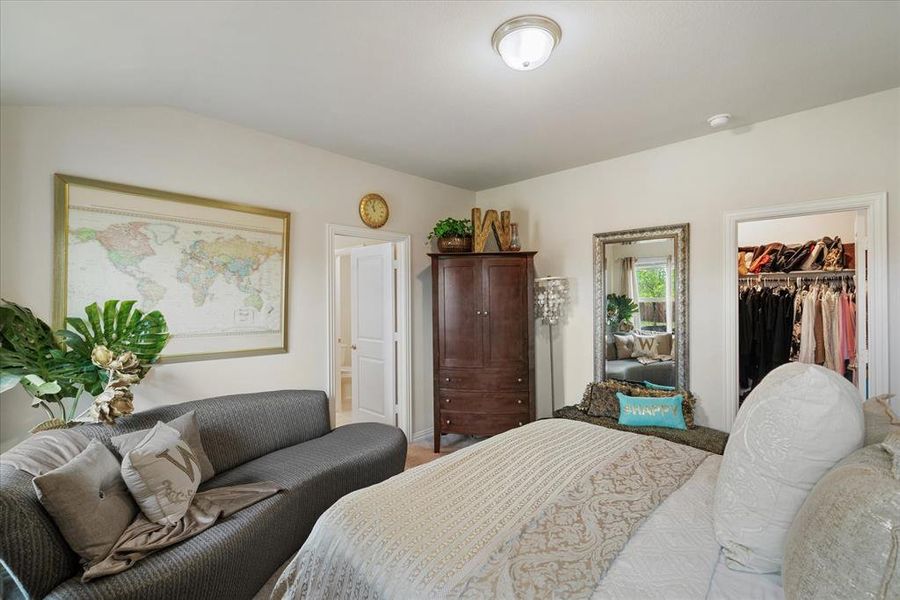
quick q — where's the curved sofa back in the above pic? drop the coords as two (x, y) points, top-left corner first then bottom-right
(78, 389), (331, 474)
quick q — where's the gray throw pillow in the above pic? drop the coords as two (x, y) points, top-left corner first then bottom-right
(32, 439), (138, 565)
(120, 422), (201, 525)
(783, 444), (899, 599)
(111, 411), (215, 483)
(0, 429), (90, 476)
(862, 394), (899, 446)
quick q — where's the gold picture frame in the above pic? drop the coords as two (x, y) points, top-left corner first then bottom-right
(54, 174), (290, 362)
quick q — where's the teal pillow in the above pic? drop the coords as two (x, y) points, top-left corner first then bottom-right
(616, 392), (687, 430)
(643, 381), (676, 391)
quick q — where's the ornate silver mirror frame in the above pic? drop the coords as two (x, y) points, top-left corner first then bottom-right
(593, 223), (690, 389)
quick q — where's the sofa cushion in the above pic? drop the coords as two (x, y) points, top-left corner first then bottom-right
(44, 423), (406, 600)
(78, 390), (331, 474)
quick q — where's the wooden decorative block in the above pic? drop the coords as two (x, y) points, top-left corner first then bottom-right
(472, 208), (512, 252)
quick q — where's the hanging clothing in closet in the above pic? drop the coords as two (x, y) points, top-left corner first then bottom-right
(739, 278), (857, 402)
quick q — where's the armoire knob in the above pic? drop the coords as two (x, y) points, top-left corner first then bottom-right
(517, 377), (523, 382)
(517, 399), (522, 404)
(518, 422), (523, 426)
(446, 419), (451, 425)
(476, 310), (482, 315)
(445, 398), (451, 403)
(445, 377), (451, 382)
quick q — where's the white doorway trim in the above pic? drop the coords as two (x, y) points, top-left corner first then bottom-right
(722, 192), (889, 432)
(325, 223), (412, 438)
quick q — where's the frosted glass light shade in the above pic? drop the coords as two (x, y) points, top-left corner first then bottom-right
(492, 16), (561, 72)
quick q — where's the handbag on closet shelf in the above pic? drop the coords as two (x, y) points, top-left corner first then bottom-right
(782, 240), (815, 272)
(823, 237), (844, 271)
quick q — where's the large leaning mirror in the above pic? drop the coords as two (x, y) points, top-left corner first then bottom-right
(593, 223), (690, 389)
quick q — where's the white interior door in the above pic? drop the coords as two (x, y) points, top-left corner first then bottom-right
(350, 243), (396, 426)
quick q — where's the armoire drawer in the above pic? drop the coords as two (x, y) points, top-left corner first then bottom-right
(439, 411), (529, 436)
(438, 368), (528, 391)
(436, 390), (529, 414)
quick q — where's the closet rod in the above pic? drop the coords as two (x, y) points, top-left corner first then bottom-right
(738, 269), (855, 280)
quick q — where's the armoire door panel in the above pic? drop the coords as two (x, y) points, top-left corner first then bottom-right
(438, 259), (483, 368)
(481, 258), (528, 368)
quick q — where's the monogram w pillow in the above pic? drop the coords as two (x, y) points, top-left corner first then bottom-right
(120, 422), (202, 525)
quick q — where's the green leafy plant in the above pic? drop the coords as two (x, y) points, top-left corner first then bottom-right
(426, 217), (472, 243)
(606, 294), (639, 333)
(0, 298), (169, 430)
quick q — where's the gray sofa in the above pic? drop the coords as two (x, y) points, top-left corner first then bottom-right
(0, 390), (407, 600)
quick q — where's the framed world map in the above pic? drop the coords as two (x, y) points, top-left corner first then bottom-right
(54, 174), (290, 362)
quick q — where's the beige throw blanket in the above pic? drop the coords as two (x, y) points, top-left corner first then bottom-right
(83, 482), (281, 581)
(273, 419), (708, 599)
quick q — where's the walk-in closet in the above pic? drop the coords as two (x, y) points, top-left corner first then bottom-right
(736, 211), (868, 405)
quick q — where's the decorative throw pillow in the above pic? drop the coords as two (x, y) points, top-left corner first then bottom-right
(616, 393), (686, 430)
(862, 394), (899, 445)
(643, 381), (676, 391)
(613, 334), (634, 360)
(651, 332), (673, 357)
(120, 422), (202, 525)
(713, 363), (864, 574)
(882, 432), (900, 480)
(112, 411), (215, 483)
(631, 333), (660, 358)
(581, 380), (696, 428)
(782, 444), (899, 599)
(32, 439), (138, 565)
(1, 429), (90, 476)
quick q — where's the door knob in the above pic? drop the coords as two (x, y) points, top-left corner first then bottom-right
(351, 344), (357, 350)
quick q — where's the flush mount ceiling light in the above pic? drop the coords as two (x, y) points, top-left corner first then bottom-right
(707, 113), (732, 128)
(492, 15), (561, 71)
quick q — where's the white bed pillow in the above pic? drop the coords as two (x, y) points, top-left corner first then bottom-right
(713, 363), (864, 574)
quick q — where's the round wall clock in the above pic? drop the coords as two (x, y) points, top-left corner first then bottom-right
(359, 193), (389, 228)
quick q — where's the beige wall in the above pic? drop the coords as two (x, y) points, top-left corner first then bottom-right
(0, 106), (474, 450)
(477, 88), (900, 431)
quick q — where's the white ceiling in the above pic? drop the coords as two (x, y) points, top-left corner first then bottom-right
(2, 1), (898, 190)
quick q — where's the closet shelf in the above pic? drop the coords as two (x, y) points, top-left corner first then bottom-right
(739, 269), (856, 279)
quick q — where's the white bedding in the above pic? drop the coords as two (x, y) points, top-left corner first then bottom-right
(595, 454), (784, 600)
(273, 421), (785, 599)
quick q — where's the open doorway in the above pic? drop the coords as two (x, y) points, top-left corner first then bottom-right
(326, 224), (412, 437)
(723, 193), (888, 431)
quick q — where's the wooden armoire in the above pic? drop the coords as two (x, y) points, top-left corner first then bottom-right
(430, 252), (536, 452)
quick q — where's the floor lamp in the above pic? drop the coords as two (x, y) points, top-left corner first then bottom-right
(535, 277), (569, 414)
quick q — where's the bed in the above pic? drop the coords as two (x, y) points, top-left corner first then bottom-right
(271, 420), (783, 599)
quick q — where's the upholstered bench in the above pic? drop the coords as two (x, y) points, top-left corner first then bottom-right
(553, 405), (729, 454)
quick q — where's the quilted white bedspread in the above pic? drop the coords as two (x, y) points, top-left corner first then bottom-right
(273, 419), (734, 599)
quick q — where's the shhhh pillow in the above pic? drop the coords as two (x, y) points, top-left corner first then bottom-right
(713, 363), (864, 573)
(120, 422), (202, 525)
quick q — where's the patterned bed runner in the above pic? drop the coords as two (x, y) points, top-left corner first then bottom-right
(273, 419), (708, 600)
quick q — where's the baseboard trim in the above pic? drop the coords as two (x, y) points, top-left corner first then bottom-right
(411, 427), (433, 443)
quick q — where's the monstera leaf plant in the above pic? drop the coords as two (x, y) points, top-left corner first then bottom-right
(0, 299), (169, 431)
(606, 294), (639, 334)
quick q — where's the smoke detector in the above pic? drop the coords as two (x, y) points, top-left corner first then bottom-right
(707, 114), (732, 128)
